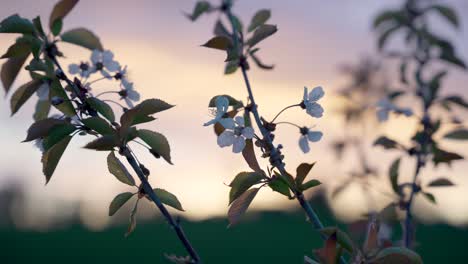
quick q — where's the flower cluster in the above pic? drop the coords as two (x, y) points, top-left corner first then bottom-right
(68, 50), (140, 107)
(205, 86), (326, 154)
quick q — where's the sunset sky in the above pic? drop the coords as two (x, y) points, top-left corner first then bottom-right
(1, 0), (468, 231)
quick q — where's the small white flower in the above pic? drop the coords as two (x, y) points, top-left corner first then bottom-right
(298, 127), (323, 153)
(204, 96), (232, 127)
(90, 50), (120, 79)
(217, 116), (255, 153)
(376, 98), (413, 122)
(303, 86), (325, 118)
(36, 82), (49, 101)
(68, 62), (93, 78)
(119, 82), (140, 108)
(114, 66), (132, 89)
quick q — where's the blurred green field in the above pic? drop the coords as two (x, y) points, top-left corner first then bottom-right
(2, 201), (468, 263)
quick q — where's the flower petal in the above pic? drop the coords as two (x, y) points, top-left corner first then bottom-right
(232, 136), (246, 153)
(215, 96), (229, 113)
(307, 131), (323, 142)
(303, 86), (308, 102)
(100, 69), (112, 79)
(127, 89), (140, 101)
(299, 136), (310, 153)
(68, 64), (80, 74)
(217, 130), (235, 147)
(234, 116), (245, 126)
(102, 50), (114, 63)
(306, 102), (324, 118)
(219, 118), (235, 129)
(105, 60), (120, 72)
(90, 50), (101, 64)
(308, 86), (324, 102)
(124, 97), (135, 108)
(242, 127), (255, 139)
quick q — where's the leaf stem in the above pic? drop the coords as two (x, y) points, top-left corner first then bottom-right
(271, 104), (301, 123)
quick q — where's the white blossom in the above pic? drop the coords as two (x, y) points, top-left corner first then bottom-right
(90, 50), (120, 79)
(68, 62), (93, 78)
(36, 82), (49, 101)
(303, 86), (324, 118)
(119, 82), (140, 108)
(217, 116), (254, 153)
(204, 96), (233, 128)
(376, 98), (413, 122)
(298, 127), (322, 153)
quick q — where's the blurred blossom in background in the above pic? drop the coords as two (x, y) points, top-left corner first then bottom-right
(1, 0), (468, 234)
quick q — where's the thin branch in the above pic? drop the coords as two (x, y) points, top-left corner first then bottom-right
(224, 6), (345, 263)
(49, 53), (202, 263)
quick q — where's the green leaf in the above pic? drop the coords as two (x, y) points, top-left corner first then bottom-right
(1, 42), (31, 59)
(33, 100), (51, 121)
(374, 247), (422, 264)
(389, 158), (401, 194)
(120, 99), (174, 133)
(304, 256), (320, 264)
(228, 188), (260, 226)
(301, 179), (321, 191)
(249, 52), (274, 70)
(125, 199), (139, 237)
(248, 9), (271, 32)
(1, 53), (30, 93)
(49, 78), (76, 117)
(441, 96), (468, 109)
(231, 15), (243, 34)
(320, 227), (354, 253)
(443, 129), (468, 140)
(427, 178), (454, 187)
(0, 14), (34, 34)
(49, 0), (79, 30)
(224, 60), (239, 74)
(295, 162), (315, 186)
(86, 97), (115, 122)
(32, 16), (46, 38)
(81, 116), (115, 135)
(109, 192), (134, 216)
(60, 28), (104, 51)
(229, 172), (264, 205)
(42, 123), (76, 151)
(186, 1), (211, 21)
(10, 80), (42, 115)
(428, 70), (447, 101)
(153, 188), (184, 211)
(378, 24), (400, 50)
(23, 118), (68, 142)
(26, 59), (50, 73)
(137, 129), (172, 164)
(373, 10), (405, 28)
(246, 24), (277, 48)
(41, 135), (72, 184)
(374, 136), (399, 149)
(208, 95), (242, 107)
(51, 19), (63, 36)
(268, 176), (291, 198)
(201, 36), (233, 51)
(429, 5), (459, 28)
(107, 152), (136, 186)
(83, 135), (118, 151)
(214, 20), (230, 38)
(422, 192), (436, 204)
(432, 147), (463, 166)
(439, 48), (466, 69)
